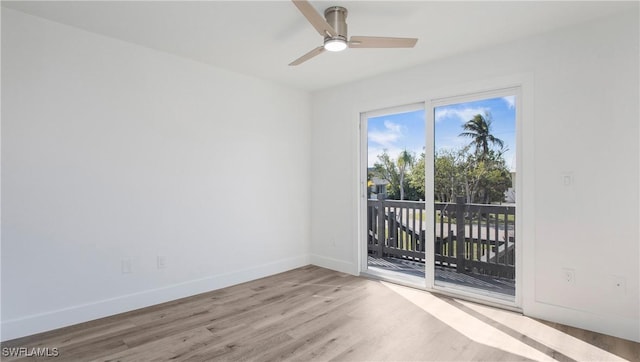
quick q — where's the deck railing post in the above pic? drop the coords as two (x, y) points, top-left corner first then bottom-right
(377, 196), (386, 257)
(388, 210), (396, 248)
(456, 196), (465, 273)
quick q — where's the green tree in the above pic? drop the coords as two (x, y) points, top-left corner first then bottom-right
(432, 146), (511, 204)
(460, 151), (486, 203)
(372, 150), (400, 199)
(397, 150), (415, 200)
(476, 149), (512, 203)
(408, 151), (425, 200)
(459, 113), (504, 160)
(372, 149), (416, 200)
(433, 148), (465, 202)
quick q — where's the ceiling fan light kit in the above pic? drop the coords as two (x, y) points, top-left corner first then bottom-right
(290, 0), (418, 65)
(324, 38), (347, 52)
(323, 6), (348, 52)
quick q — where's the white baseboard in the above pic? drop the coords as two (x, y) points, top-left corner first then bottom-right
(0, 254), (310, 342)
(310, 254), (357, 275)
(524, 301), (640, 343)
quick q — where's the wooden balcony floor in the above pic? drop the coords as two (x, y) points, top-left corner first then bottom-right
(367, 256), (515, 297)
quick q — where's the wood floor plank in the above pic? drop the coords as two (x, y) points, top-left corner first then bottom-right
(97, 327), (214, 362)
(263, 315), (364, 361)
(2, 265), (637, 361)
(1, 320), (137, 355)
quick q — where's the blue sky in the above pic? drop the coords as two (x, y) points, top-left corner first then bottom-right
(367, 109), (426, 168)
(367, 96), (516, 170)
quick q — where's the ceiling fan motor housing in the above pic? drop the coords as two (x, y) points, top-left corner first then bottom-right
(324, 6), (348, 42)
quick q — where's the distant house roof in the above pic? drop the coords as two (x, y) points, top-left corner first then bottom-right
(368, 167), (389, 186)
(371, 177), (389, 186)
(367, 167), (389, 186)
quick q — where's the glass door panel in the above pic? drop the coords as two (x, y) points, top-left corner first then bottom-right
(362, 104), (426, 283)
(432, 95), (517, 301)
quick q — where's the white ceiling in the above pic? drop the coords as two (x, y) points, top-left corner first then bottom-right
(3, 1), (636, 91)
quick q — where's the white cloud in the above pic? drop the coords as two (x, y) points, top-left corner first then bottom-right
(368, 120), (404, 148)
(368, 146), (400, 167)
(435, 107), (488, 123)
(436, 135), (469, 151)
(367, 120), (423, 167)
(368, 146), (422, 168)
(502, 96), (515, 109)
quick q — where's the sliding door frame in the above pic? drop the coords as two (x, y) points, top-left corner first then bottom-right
(358, 102), (427, 288)
(426, 86), (523, 309)
(356, 73), (532, 312)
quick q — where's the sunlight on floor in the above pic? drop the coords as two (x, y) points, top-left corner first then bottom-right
(381, 281), (627, 362)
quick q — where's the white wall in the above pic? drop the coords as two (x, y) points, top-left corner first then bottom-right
(1, 8), (311, 341)
(310, 11), (639, 342)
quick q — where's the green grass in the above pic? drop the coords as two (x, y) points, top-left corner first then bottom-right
(378, 233), (494, 262)
(401, 210), (515, 224)
(434, 212), (514, 225)
(439, 242), (491, 261)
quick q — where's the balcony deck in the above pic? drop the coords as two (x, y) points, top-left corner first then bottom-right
(367, 256), (515, 298)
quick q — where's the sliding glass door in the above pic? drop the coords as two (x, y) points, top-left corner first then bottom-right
(360, 88), (520, 307)
(429, 89), (519, 303)
(360, 103), (426, 285)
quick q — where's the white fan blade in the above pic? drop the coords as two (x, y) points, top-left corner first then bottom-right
(289, 46), (325, 66)
(292, 0), (337, 37)
(349, 36), (418, 48)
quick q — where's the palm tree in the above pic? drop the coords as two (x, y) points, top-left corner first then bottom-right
(459, 113), (504, 159)
(397, 150), (414, 200)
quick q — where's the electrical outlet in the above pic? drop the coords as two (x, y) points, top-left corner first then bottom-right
(157, 256), (167, 269)
(562, 268), (575, 285)
(121, 259), (132, 274)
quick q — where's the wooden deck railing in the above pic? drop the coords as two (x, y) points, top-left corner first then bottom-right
(367, 197), (515, 279)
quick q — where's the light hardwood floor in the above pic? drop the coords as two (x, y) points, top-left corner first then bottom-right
(2, 265), (638, 361)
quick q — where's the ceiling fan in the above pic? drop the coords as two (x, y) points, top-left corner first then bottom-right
(289, 0), (418, 66)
